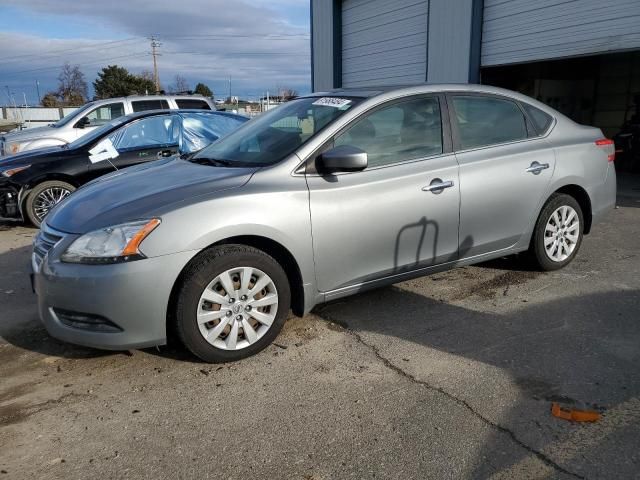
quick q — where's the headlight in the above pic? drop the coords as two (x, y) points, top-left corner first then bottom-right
(5, 142), (22, 155)
(61, 219), (161, 264)
(1, 165), (31, 177)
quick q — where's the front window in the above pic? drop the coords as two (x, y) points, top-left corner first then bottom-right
(334, 96), (443, 168)
(191, 96), (360, 166)
(82, 103), (126, 128)
(108, 115), (178, 151)
(65, 116), (131, 149)
(52, 102), (96, 128)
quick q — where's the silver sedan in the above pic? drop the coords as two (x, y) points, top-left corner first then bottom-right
(32, 84), (616, 362)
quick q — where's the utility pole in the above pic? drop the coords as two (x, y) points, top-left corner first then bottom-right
(228, 76), (231, 103)
(150, 36), (161, 94)
(35, 80), (41, 105)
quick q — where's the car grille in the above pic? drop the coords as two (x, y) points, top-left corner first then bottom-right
(33, 223), (65, 269)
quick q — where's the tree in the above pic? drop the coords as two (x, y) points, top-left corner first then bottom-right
(93, 65), (156, 99)
(275, 86), (298, 101)
(194, 82), (213, 97)
(40, 92), (60, 107)
(168, 75), (190, 94)
(56, 63), (87, 105)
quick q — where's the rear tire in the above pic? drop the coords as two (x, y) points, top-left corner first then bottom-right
(25, 180), (75, 227)
(175, 245), (291, 363)
(529, 193), (584, 271)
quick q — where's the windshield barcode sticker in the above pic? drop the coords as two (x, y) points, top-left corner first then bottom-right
(312, 97), (352, 109)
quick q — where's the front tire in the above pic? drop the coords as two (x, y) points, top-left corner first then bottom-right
(25, 180), (75, 227)
(530, 193), (584, 271)
(175, 245), (291, 363)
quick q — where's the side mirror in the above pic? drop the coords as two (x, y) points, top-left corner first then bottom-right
(317, 145), (368, 173)
(76, 116), (90, 129)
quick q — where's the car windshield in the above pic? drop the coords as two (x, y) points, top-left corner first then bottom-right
(191, 96), (360, 167)
(65, 115), (131, 149)
(51, 102), (96, 128)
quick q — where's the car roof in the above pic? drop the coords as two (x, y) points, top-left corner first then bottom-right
(303, 83), (557, 116)
(89, 94), (211, 102)
(118, 109), (248, 122)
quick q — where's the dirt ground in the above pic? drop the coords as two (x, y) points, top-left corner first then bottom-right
(1, 177), (639, 479)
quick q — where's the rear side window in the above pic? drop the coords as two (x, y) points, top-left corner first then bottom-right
(451, 96), (528, 150)
(522, 103), (553, 135)
(175, 99), (211, 110)
(131, 99), (170, 112)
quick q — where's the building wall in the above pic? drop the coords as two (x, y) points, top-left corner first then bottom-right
(427, 0), (478, 83)
(311, 0), (337, 92)
(341, 0), (428, 88)
(311, 0), (480, 91)
(482, 0), (640, 67)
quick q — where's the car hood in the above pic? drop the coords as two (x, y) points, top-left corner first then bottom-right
(0, 145), (67, 167)
(46, 157), (258, 234)
(1, 125), (57, 143)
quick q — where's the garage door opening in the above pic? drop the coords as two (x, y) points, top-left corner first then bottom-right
(482, 51), (640, 173)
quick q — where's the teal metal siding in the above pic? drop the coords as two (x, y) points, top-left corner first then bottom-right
(482, 0), (640, 66)
(341, 0), (429, 87)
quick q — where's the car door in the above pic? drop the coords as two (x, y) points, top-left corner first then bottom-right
(88, 114), (179, 177)
(305, 95), (460, 293)
(448, 94), (556, 258)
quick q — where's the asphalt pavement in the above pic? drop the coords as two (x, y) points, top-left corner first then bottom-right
(1, 176), (639, 479)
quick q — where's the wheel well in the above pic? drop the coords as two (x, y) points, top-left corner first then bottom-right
(20, 174), (80, 218)
(166, 235), (306, 343)
(26, 174), (80, 190)
(554, 184), (592, 234)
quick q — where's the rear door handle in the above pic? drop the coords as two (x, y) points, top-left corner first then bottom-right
(422, 179), (454, 194)
(526, 161), (549, 175)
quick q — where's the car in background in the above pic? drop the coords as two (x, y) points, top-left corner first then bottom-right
(31, 84), (616, 363)
(0, 109), (247, 225)
(0, 95), (215, 157)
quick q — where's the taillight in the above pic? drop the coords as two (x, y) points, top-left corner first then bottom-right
(595, 138), (615, 162)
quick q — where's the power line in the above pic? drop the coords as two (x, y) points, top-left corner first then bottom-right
(1, 37), (143, 64)
(0, 52), (149, 78)
(158, 33), (309, 39)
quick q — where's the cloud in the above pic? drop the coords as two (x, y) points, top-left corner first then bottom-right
(0, 0), (310, 104)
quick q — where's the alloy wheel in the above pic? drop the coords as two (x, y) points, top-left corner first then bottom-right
(196, 266), (279, 351)
(544, 205), (580, 262)
(33, 187), (72, 220)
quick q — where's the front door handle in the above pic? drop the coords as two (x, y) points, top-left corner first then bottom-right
(157, 149), (174, 158)
(422, 179), (454, 194)
(526, 161), (549, 175)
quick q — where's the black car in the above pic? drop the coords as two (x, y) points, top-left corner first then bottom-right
(0, 109), (247, 226)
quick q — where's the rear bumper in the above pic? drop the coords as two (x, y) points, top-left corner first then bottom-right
(591, 163), (617, 227)
(33, 244), (198, 350)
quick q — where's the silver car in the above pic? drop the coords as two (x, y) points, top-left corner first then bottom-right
(32, 84), (616, 362)
(1, 95), (214, 156)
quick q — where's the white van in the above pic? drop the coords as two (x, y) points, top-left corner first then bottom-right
(0, 95), (215, 156)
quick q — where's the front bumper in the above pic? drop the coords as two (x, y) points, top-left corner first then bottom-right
(0, 177), (20, 219)
(32, 226), (198, 350)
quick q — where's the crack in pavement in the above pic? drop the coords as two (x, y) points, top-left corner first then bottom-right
(315, 309), (585, 480)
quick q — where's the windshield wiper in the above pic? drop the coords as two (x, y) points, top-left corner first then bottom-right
(189, 156), (234, 167)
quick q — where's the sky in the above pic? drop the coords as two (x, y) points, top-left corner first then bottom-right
(0, 0), (311, 105)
